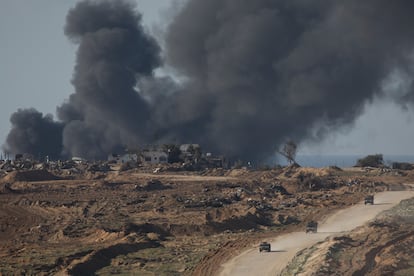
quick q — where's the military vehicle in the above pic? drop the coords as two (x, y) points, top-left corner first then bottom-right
(364, 195), (374, 205)
(259, 242), (271, 252)
(306, 221), (318, 233)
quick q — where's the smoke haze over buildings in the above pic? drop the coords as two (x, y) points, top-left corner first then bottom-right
(4, 0), (414, 161)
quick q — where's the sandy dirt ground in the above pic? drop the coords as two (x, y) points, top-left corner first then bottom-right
(1, 163), (413, 275)
(219, 190), (414, 276)
(131, 172), (238, 182)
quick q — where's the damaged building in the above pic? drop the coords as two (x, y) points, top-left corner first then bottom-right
(140, 150), (168, 165)
(108, 153), (138, 164)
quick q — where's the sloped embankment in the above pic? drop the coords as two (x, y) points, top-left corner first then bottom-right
(281, 197), (414, 276)
(68, 242), (160, 275)
(2, 170), (61, 182)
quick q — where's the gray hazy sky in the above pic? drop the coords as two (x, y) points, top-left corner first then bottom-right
(1, 0), (414, 156)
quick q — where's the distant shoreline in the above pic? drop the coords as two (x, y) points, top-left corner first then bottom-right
(275, 154), (414, 168)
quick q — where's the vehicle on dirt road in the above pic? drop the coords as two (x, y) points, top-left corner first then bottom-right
(364, 195), (374, 205)
(306, 221), (318, 233)
(259, 242), (271, 252)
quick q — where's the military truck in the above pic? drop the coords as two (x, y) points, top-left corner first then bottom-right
(259, 242), (271, 252)
(306, 221), (318, 233)
(364, 195), (374, 205)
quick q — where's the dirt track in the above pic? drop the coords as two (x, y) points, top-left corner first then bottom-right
(131, 172), (237, 182)
(219, 191), (414, 276)
(2, 165), (413, 274)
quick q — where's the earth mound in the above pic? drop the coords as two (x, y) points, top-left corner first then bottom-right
(2, 170), (61, 182)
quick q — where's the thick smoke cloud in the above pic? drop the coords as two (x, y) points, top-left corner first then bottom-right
(6, 0), (161, 160)
(4, 0), (414, 162)
(160, 0), (414, 161)
(5, 109), (63, 159)
(58, 0), (161, 159)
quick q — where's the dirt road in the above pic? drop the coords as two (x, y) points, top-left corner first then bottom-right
(131, 172), (237, 182)
(219, 191), (414, 276)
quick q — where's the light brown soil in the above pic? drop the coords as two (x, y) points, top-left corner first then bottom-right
(0, 165), (413, 275)
(280, 196), (414, 276)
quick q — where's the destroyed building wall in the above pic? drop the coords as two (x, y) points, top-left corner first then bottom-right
(141, 150), (168, 165)
(108, 153), (138, 164)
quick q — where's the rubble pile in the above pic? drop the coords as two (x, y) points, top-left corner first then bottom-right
(2, 170), (60, 182)
(135, 179), (172, 191)
(0, 159), (118, 181)
(0, 183), (16, 194)
(0, 158), (413, 275)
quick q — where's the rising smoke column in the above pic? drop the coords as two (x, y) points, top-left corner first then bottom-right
(58, 0), (161, 159)
(4, 0), (161, 160)
(4, 109), (63, 159)
(4, 0), (414, 162)
(158, 0), (414, 161)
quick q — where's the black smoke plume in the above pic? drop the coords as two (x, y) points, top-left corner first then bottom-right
(59, 0), (161, 159)
(4, 0), (414, 162)
(5, 109), (63, 159)
(5, 0), (161, 160)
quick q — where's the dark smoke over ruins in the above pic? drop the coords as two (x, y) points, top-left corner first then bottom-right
(4, 0), (414, 161)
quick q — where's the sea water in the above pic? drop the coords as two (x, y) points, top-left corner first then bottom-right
(275, 155), (414, 168)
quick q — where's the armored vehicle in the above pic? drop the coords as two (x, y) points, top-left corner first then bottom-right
(306, 221), (318, 233)
(259, 242), (271, 252)
(364, 195), (374, 205)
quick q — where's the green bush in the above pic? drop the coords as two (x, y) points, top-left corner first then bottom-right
(355, 154), (383, 167)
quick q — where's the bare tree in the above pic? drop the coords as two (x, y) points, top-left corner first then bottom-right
(279, 140), (298, 165)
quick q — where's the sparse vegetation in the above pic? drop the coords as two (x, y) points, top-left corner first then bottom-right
(280, 244), (319, 276)
(392, 162), (413, 170)
(355, 154), (384, 167)
(279, 140), (298, 165)
(281, 197), (414, 276)
(0, 162), (413, 274)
